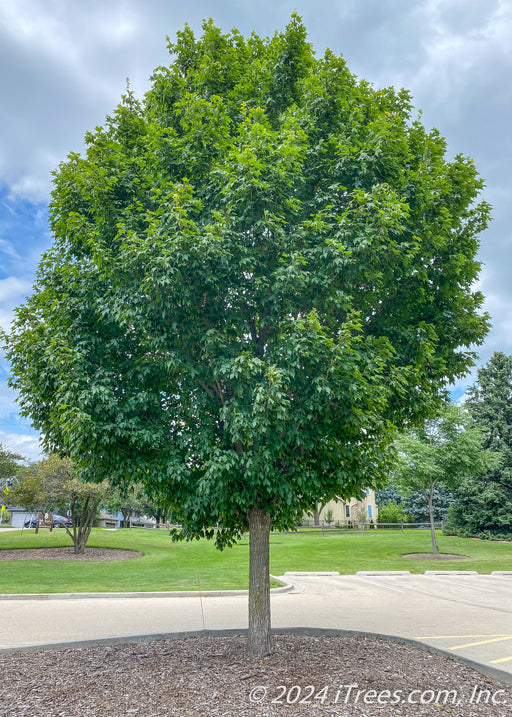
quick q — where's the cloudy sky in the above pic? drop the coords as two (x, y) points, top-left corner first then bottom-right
(1, 0), (511, 460)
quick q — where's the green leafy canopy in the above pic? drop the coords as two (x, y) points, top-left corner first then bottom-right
(4, 16), (490, 548)
(393, 405), (497, 497)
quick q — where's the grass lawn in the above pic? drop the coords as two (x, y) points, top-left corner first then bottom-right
(0, 527), (511, 594)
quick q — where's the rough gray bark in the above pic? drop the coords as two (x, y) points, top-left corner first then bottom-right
(247, 507), (272, 657)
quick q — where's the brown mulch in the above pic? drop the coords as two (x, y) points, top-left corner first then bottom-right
(403, 553), (468, 560)
(0, 547), (142, 561)
(0, 634), (510, 716)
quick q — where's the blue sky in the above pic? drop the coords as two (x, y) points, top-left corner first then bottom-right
(1, 0), (511, 460)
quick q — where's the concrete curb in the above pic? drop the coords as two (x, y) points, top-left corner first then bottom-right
(1, 627), (511, 687)
(356, 571), (411, 576)
(284, 571), (340, 576)
(0, 574), (294, 600)
(424, 570), (478, 576)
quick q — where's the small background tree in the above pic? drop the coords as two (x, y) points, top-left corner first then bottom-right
(309, 502), (327, 527)
(375, 484), (454, 522)
(393, 405), (497, 554)
(66, 477), (109, 554)
(404, 487), (454, 523)
(0, 443), (25, 523)
(11, 454), (71, 514)
(377, 502), (412, 526)
(11, 455), (108, 554)
(375, 485), (403, 508)
(141, 499), (173, 528)
(104, 484), (148, 528)
(0, 443), (24, 482)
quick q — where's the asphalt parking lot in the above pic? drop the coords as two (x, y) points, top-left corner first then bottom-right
(277, 572), (512, 676)
(1, 571), (511, 681)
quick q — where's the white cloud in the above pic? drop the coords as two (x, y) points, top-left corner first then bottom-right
(482, 291), (512, 352)
(0, 381), (20, 420)
(0, 238), (21, 261)
(0, 431), (42, 462)
(0, 277), (33, 332)
(0, 0), (140, 71)
(0, 276), (32, 304)
(0, 0), (150, 203)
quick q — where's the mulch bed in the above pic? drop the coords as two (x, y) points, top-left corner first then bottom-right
(403, 553), (468, 560)
(0, 634), (510, 716)
(0, 547), (142, 561)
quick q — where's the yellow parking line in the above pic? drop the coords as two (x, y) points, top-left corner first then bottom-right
(449, 636), (512, 650)
(491, 655), (512, 664)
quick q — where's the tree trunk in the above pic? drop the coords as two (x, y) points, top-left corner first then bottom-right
(312, 504), (324, 527)
(428, 481), (438, 555)
(64, 495), (101, 555)
(247, 507), (272, 658)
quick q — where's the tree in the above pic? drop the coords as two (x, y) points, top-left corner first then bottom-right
(141, 499), (172, 527)
(403, 486), (454, 522)
(393, 405), (496, 554)
(309, 502), (328, 527)
(0, 443), (25, 520)
(446, 352), (512, 538)
(0, 443), (24, 482)
(375, 484), (455, 521)
(375, 486), (403, 507)
(65, 477), (109, 554)
(11, 454), (71, 513)
(11, 455), (108, 554)
(3, 17), (490, 656)
(104, 484), (149, 527)
(377, 502), (412, 525)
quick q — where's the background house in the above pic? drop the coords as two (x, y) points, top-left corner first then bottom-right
(304, 489), (378, 526)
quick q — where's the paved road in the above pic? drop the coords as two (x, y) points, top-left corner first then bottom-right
(1, 571), (512, 681)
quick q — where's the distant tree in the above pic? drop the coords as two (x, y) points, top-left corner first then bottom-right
(11, 455), (108, 554)
(376, 483), (453, 522)
(0, 444), (25, 521)
(0, 444), (24, 483)
(377, 501), (412, 525)
(104, 485), (148, 527)
(393, 405), (496, 554)
(141, 499), (172, 527)
(308, 502), (328, 527)
(446, 352), (512, 538)
(66, 477), (109, 553)
(403, 486), (454, 522)
(3, 17), (491, 656)
(11, 455), (70, 513)
(375, 486), (403, 507)
(0, 508), (11, 524)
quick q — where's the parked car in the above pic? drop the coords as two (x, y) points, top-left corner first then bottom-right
(23, 514), (71, 528)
